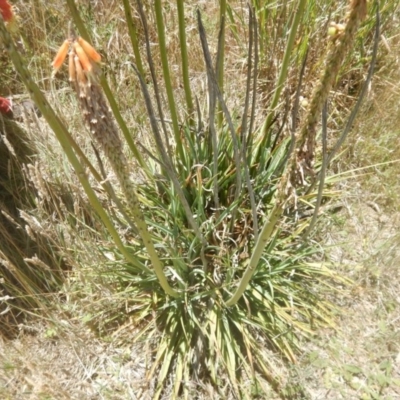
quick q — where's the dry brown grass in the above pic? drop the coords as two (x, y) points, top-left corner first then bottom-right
(294, 41), (400, 398)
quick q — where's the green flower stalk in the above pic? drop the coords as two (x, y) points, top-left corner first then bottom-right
(64, 37), (179, 298)
(177, 0), (194, 116)
(154, 0), (185, 161)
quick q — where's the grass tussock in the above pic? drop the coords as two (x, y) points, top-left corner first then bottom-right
(0, 116), (72, 337)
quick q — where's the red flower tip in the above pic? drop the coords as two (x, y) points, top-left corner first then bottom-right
(0, 96), (12, 115)
(0, 0), (14, 23)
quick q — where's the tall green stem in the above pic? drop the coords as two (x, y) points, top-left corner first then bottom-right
(65, 0), (90, 42)
(177, 0), (194, 116)
(217, 0), (226, 127)
(122, 0), (145, 77)
(154, 0), (185, 161)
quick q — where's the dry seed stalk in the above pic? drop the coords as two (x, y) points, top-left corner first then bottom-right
(224, 0), (368, 307)
(60, 38), (178, 297)
(296, 0), (367, 171)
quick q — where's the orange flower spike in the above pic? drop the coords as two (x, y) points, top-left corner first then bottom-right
(77, 37), (101, 63)
(73, 41), (92, 72)
(52, 39), (70, 72)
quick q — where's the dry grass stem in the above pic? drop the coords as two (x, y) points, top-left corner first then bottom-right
(297, 0), (368, 171)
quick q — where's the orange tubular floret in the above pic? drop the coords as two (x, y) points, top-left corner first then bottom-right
(52, 39), (70, 71)
(68, 51), (76, 82)
(73, 42), (92, 72)
(74, 55), (87, 84)
(77, 37), (101, 63)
